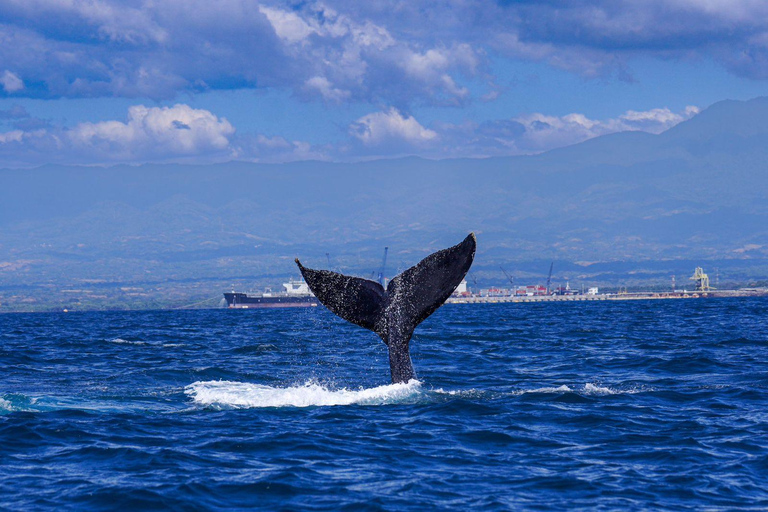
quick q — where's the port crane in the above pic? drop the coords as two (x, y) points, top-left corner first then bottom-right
(500, 267), (514, 288)
(690, 267), (711, 291)
(376, 247), (389, 287)
(546, 262), (554, 295)
(468, 272), (479, 293)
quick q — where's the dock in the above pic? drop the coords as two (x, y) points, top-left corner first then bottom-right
(446, 289), (768, 304)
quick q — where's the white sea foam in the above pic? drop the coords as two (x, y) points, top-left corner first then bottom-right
(185, 380), (423, 409)
(513, 383), (647, 396)
(517, 384), (574, 395)
(0, 394), (37, 413)
(109, 338), (146, 345)
(583, 383), (616, 395)
(432, 388), (483, 397)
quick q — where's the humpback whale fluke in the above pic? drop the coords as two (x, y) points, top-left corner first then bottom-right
(295, 233), (476, 383)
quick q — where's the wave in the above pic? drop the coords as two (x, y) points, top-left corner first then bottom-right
(520, 384), (574, 394)
(109, 338), (147, 345)
(185, 380), (423, 409)
(432, 388), (488, 399)
(183, 379), (651, 409)
(514, 383), (648, 396)
(0, 393), (169, 415)
(0, 393), (46, 413)
(583, 383), (617, 395)
(0, 396), (13, 412)
(108, 338), (182, 348)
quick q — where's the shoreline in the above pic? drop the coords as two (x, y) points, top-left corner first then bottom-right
(3, 289), (768, 313)
(446, 289), (768, 304)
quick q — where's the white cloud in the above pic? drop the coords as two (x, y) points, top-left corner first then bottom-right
(305, 76), (351, 102)
(427, 105), (701, 157)
(0, 130), (24, 143)
(1, 71), (24, 93)
(69, 104), (235, 159)
(2, 0), (768, 106)
(618, 106), (700, 132)
(267, 3), (478, 105)
(259, 5), (315, 44)
(0, 104), (238, 165)
(0, 1), (485, 105)
(398, 45), (475, 101)
(506, 106), (699, 152)
(349, 108), (437, 147)
(235, 133), (329, 162)
(0, 103), (331, 166)
(404, 49), (450, 78)
(0, 101), (702, 165)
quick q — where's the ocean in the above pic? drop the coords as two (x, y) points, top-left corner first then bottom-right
(2, 298), (768, 510)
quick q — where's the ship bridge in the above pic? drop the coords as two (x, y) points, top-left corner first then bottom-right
(284, 278), (312, 295)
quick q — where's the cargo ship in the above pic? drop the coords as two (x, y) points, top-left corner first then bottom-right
(224, 278), (318, 308)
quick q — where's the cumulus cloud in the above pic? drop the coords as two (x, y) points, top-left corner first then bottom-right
(0, 101), (702, 165)
(304, 76), (351, 103)
(0, 130), (25, 144)
(69, 104), (235, 159)
(0, 104), (237, 165)
(618, 106), (701, 131)
(349, 108), (438, 149)
(1, 0), (767, 106)
(259, 5), (315, 44)
(337, 103), (700, 159)
(0, 103), (326, 166)
(1, 71), (24, 93)
(0, 0), (483, 105)
(262, 3), (479, 105)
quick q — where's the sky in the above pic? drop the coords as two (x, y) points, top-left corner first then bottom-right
(1, 0), (767, 167)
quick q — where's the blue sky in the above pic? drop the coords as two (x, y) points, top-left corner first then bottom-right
(1, 0), (767, 166)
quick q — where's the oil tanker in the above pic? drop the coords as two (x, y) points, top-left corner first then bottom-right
(223, 278), (318, 308)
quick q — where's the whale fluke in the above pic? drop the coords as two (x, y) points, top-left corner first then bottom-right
(296, 233), (476, 383)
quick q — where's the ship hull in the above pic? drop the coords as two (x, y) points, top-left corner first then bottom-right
(223, 292), (318, 309)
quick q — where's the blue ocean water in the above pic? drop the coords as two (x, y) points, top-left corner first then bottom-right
(2, 298), (768, 510)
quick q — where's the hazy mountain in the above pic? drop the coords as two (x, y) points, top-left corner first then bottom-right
(2, 97), (768, 310)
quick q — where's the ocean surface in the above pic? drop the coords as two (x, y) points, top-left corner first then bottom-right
(2, 298), (768, 510)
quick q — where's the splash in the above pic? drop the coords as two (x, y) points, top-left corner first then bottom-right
(0, 393), (44, 414)
(583, 383), (616, 395)
(185, 380), (423, 409)
(0, 397), (13, 412)
(0, 393), (47, 413)
(432, 388), (488, 399)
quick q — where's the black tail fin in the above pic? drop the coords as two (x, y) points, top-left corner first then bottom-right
(296, 233), (476, 382)
(385, 233), (476, 330)
(294, 261), (387, 334)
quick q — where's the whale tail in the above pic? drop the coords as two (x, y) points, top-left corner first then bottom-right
(296, 233), (476, 382)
